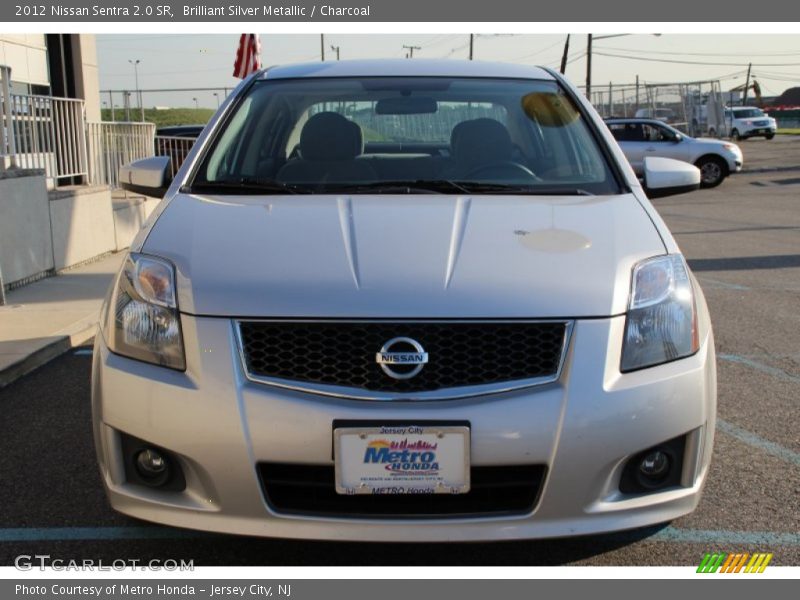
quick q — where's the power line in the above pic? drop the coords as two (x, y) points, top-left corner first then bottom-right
(507, 39), (565, 61)
(442, 42), (471, 59)
(419, 34), (462, 50)
(595, 45), (800, 58)
(751, 68), (800, 78)
(592, 51), (800, 67)
(753, 73), (800, 83)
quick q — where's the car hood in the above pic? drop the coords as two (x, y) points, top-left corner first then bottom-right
(693, 137), (742, 153)
(142, 193), (666, 318)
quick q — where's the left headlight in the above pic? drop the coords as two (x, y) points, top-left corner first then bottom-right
(103, 253), (185, 370)
(621, 254), (699, 372)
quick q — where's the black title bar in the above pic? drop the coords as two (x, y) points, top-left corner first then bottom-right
(5, 0), (800, 22)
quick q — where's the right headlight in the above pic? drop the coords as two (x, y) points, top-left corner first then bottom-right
(621, 254), (699, 372)
(103, 253), (185, 371)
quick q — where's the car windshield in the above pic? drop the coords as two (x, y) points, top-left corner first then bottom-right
(732, 108), (765, 118)
(192, 76), (621, 195)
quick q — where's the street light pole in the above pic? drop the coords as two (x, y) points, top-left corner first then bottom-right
(213, 92), (220, 108)
(469, 34), (474, 60)
(193, 97), (198, 110)
(331, 45), (340, 60)
(128, 59), (143, 121)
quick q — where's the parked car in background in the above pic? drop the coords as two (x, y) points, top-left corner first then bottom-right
(155, 124), (205, 139)
(100, 60), (714, 542)
(724, 107), (777, 140)
(606, 117), (743, 188)
(155, 124), (205, 176)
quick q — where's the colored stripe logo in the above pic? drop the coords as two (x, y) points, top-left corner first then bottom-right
(697, 552), (773, 573)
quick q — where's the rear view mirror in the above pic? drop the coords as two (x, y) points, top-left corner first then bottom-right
(119, 156), (172, 198)
(375, 97), (438, 115)
(643, 156), (700, 198)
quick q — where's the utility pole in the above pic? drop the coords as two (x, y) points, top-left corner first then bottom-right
(559, 34), (570, 74)
(213, 92), (219, 108)
(320, 34), (325, 61)
(743, 62), (752, 106)
(585, 34), (659, 103)
(0, 265), (5, 306)
(330, 45), (340, 60)
(469, 34), (474, 60)
(635, 75), (640, 113)
(128, 59), (143, 121)
(403, 45), (421, 59)
(585, 34), (592, 100)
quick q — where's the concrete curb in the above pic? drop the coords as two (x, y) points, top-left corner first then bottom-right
(0, 323), (96, 389)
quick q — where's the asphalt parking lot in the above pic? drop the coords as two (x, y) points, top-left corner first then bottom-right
(0, 137), (798, 567)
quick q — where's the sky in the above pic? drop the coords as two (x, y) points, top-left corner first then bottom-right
(95, 33), (800, 109)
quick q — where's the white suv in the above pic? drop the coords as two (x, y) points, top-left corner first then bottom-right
(725, 106), (777, 140)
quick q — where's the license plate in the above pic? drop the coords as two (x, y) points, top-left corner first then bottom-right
(334, 425), (470, 495)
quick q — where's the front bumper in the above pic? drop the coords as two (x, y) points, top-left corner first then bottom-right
(92, 315), (716, 542)
(740, 125), (777, 137)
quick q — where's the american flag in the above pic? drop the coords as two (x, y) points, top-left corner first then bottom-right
(233, 34), (261, 79)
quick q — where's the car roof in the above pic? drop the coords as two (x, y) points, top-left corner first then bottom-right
(260, 59), (556, 81)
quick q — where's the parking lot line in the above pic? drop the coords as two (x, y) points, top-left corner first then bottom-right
(716, 419), (800, 467)
(697, 277), (750, 291)
(649, 528), (800, 547)
(0, 526), (209, 542)
(1, 525), (798, 546)
(719, 353), (800, 385)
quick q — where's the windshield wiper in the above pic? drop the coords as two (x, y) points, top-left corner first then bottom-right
(450, 182), (596, 196)
(185, 179), (311, 195)
(318, 180), (473, 195)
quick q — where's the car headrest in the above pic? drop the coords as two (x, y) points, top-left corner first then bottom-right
(450, 118), (512, 166)
(300, 112), (363, 161)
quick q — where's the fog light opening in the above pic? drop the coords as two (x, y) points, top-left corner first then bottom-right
(619, 434), (687, 495)
(135, 448), (170, 486)
(636, 450), (671, 488)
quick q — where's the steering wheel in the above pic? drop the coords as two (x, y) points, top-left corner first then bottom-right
(462, 161), (539, 181)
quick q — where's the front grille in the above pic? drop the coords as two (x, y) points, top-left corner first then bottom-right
(258, 463), (547, 519)
(238, 321), (568, 395)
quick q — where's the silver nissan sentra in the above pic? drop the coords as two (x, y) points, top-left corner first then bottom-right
(93, 60), (716, 541)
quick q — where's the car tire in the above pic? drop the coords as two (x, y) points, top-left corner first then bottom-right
(731, 128), (742, 141)
(695, 156), (728, 188)
(766, 133), (775, 140)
